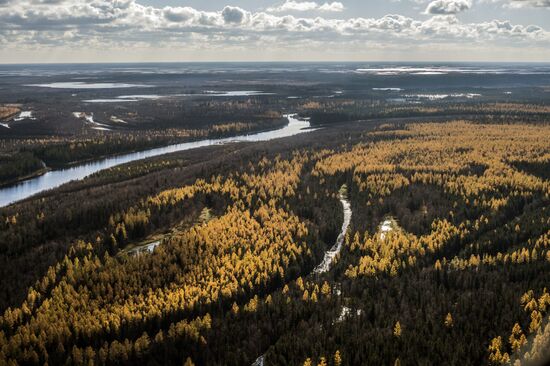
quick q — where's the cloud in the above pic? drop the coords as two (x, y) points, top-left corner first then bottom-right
(267, 0), (345, 13)
(425, 0), (472, 14)
(318, 2), (345, 11)
(481, 0), (550, 8)
(163, 7), (197, 23)
(0, 0), (548, 60)
(510, 0), (550, 7)
(221, 6), (248, 24)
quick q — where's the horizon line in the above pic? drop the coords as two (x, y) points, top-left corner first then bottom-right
(2, 60), (550, 66)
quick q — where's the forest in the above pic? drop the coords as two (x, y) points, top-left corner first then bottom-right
(0, 102), (286, 185)
(4, 97), (549, 186)
(0, 110), (549, 365)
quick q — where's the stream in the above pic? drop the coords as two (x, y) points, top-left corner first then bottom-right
(252, 193), (352, 365)
(313, 195), (352, 274)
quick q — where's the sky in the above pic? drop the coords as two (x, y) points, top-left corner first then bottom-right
(0, 0), (549, 63)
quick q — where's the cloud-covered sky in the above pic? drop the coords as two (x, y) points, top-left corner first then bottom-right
(0, 0), (549, 63)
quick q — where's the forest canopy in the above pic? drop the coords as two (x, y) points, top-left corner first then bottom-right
(0, 119), (549, 365)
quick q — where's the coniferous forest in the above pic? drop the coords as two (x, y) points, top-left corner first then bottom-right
(1, 61), (550, 366)
(1, 114), (549, 365)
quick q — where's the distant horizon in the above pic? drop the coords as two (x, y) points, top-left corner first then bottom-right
(2, 60), (550, 66)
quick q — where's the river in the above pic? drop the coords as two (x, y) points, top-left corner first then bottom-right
(0, 114), (311, 207)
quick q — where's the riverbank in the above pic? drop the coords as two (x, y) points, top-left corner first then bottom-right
(0, 118), (289, 186)
(0, 166), (50, 188)
(0, 114), (310, 207)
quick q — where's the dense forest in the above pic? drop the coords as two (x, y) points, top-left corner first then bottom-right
(0, 114), (549, 365)
(3, 96), (548, 185)
(302, 101), (550, 126)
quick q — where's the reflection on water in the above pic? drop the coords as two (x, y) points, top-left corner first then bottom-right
(0, 114), (311, 207)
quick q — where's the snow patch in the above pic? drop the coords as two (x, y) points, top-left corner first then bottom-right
(110, 116), (128, 124)
(379, 218), (394, 240)
(73, 112), (113, 131)
(336, 306), (362, 323)
(128, 240), (161, 256)
(13, 111), (36, 121)
(251, 355), (264, 366)
(405, 93), (481, 101)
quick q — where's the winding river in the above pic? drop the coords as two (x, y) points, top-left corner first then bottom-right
(0, 114), (311, 207)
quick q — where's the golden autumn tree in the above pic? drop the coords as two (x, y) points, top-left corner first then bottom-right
(394, 321), (402, 337)
(444, 313), (454, 328)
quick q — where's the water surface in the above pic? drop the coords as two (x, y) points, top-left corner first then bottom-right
(0, 114), (311, 207)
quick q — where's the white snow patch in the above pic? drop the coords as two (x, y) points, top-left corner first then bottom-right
(128, 240), (161, 256)
(251, 355), (264, 366)
(13, 111), (36, 121)
(73, 112), (113, 131)
(379, 218), (394, 240)
(0, 123), (9, 129)
(110, 116), (128, 124)
(405, 93), (481, 101)
(407, 94), (449, 100)
(453, 93), (482, 98)
(336, 306), (362, 323)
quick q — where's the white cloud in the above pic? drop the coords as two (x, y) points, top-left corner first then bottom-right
(425, 0), (472, 14)
(509, 0), (550, 7)
(0, 0), (548, 61)
(267, 0), (345, 13)
(480, 0), (550, 8)
(318, 2), (346, 12)
(221, 6), (249, 24)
